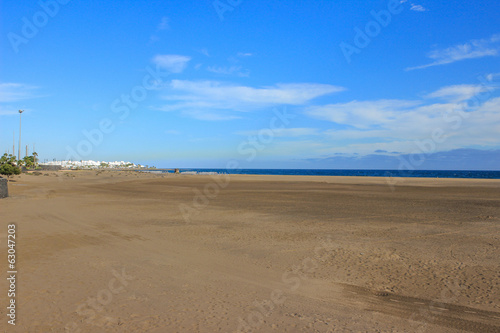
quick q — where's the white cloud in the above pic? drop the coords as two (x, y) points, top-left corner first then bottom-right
(148, 17), (170, 44)
(152, 55), (191, 73)
(306, 100), (420, 129)
(400, 1), (426, 12)
(206, 65), (249, 77)
(410, 4), (426, 11)
(0, 83), (39, 117)
(157, 17), (169, 31)
(486, 72), (500, 82)
(237, 52), (253, 57)
(406, 34), (500, 70)
(237, 128), (320, 137)
(182, 110), (241, 121)
(321, 103), (455, 143)
(199, 48), (210, 57)
(155, 81), (344, 117)
(0, 106), (18, 115)
(0, 83), (39, 103)
(426, 84), (493, 102)
(306, 84), (500, 155)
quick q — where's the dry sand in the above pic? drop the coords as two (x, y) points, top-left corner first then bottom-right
(1, 170), (499, 332)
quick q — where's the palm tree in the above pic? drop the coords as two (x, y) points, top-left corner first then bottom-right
(23, 156), (34, 169)
(33, 152), (39, 167)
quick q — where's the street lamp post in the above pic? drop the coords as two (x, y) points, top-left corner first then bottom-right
(18, 110), (24, 162)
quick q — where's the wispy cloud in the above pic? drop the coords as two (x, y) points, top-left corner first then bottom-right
(205, 52), (253, 77)
(410, 4), (426, 11)
(0, 106), (18, 115)
(237, 128), (320, 137)
(426, 84), (493, 102)
(306, 100), (420, 129)
(199, 48), (210, 57)
(155, 81), (344, 119)
(152, 55), (191, 73)
(0, 83), (39, 103)
(486, 72), (500, 82)
(304, 83), (500, 155)
(206, 65), (249, 77)
(406, 34), (500, 71)
(157, 16), (169, 31)
(400, 0), (427, 11)
(149, 16), (170, 44)
(0, 83), (40, 117)
(182, 111), (241, 121)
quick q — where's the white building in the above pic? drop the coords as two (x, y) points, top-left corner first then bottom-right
(40, 160), (142, 169)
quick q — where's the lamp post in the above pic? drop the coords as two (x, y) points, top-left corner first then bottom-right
(18, 110), (24, 162)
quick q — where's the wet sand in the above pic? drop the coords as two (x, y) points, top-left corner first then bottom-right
(1, 170), (500, 332)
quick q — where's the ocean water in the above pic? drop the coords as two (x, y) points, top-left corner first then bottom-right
(153, 169), (500, 179)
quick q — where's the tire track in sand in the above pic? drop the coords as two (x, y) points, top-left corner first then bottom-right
(342, 284), (500, 333)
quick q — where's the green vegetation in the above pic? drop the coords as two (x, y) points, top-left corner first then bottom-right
(0, 154), (21, 176)
(0, 152), (40, 176)
(22, 155), (35, 168)
(15, 152), (39, 170)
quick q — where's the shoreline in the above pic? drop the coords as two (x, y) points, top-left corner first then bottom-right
(139, 168), (500, 182)
(20, 169), (500, 187)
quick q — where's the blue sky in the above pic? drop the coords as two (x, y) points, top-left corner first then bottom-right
(1, 0), (499, 169)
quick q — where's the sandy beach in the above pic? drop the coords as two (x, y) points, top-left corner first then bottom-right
(1, 170), (499, 332)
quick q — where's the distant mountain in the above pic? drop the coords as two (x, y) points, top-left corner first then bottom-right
(305, 148), (500, 170)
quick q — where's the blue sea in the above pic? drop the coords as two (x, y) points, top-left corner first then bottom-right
(152, 169), (500, 179)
